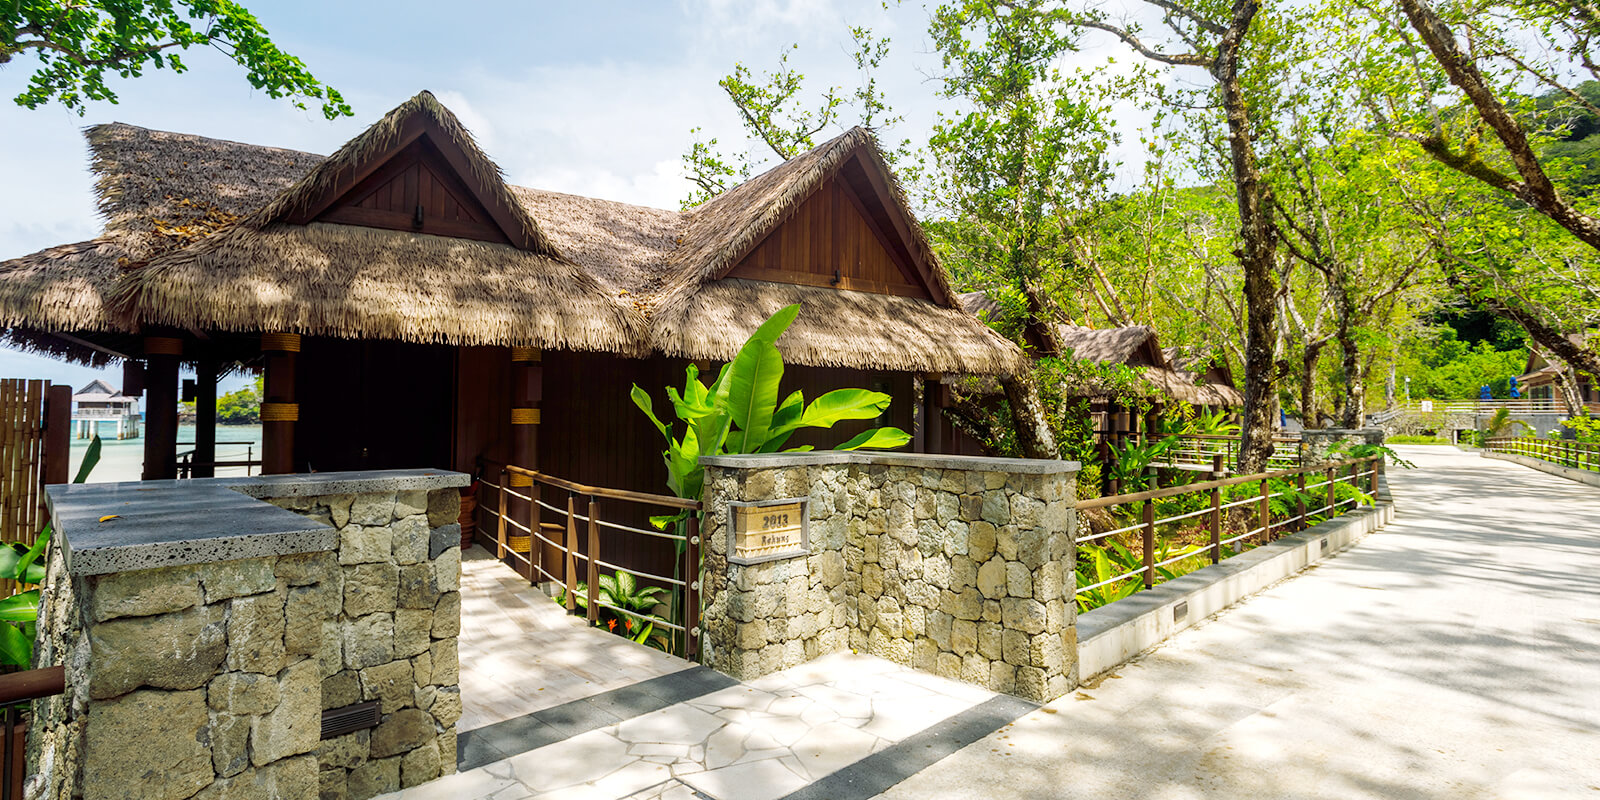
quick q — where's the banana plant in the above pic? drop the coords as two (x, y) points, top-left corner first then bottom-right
(0, 434), (102, 667)
(633, 304), (911, 513)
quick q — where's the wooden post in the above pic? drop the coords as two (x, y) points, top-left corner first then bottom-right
(1209, 455), (1223, 563)
(260, 333), (300, 475)
(1258, 477), (1271, 543)
(1141, 495), (1156, 589)
(564, 495), (578, 614)
(496, 469), (508, 560)
(43, 385), (69, 486)
(511, 347), (543, 582)
(141, 336), (182, 480)
(1368, 458), (1379, 494)
(1325, 466), (1336, 520)
(685, 513), (701, 662)
(193, 358), (218, 479)
(586, 498), (600, 626)
(1296, 469), (1308, 532)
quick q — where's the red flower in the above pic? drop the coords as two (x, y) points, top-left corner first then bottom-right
(607, 618), (617, 631)
(625, 619), (634, 631)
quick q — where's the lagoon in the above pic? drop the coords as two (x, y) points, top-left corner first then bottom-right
(69, 422), (264, 483)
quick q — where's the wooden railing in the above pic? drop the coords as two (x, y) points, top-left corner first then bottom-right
(0, 665), (65, 799)
(1394, 399), (1594, 414)
(477, 460), (703, 661)
(1074, 455), (1384, 602)
(1162, 434), (1302, 473)
(1484, 437), (1600, 472)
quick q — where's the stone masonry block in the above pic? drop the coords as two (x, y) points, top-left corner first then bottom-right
(90, 564), (200, 622)
(275, 550), (338, 587)
(89, 602), (227, 699)
(339, 525), (392, 566)
(370, 708), (435, 759)
(432, 591), (461, 639)
(209, 671), (280, 715)
(361, 659), (417, 714)
(350, 492), (397, 526)
(427, 489), (461, 528)
(200, 558), (278, 603)
(395, 490), (429, 519)
(394, 608), (433, 658)
(251, 658), (321, 766)
(391, 515), (429, 566)
(211, 711), (251, 778)
(83, 688), (213, 800)
(344, 613), (395, 670)
(228, 589), (287, 674)
(344, 562), (399, 618)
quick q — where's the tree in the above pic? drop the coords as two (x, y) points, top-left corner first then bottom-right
(1056, 0), (1289, 470)
(1, 0), (350, 117)
(681, 28), (903, 207)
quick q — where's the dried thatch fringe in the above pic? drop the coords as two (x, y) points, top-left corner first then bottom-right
(0, 239), (126, 332)
(247, 91), (566, 261)
(120, 222), (645, 354)
(1054, 324), (1159, 364)
(650, 278), (1025, 375)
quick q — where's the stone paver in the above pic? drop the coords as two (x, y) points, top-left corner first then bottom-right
(457, 547), (692, 732)
(381, 652), (994, 800)
(878, 446), (1600, 799)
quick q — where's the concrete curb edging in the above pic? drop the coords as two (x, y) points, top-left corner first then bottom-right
(1076, 482), (1395, 682)
(1482, 450), (1600, 488)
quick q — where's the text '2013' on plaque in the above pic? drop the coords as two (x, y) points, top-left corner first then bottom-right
(727, 497), (810, 565)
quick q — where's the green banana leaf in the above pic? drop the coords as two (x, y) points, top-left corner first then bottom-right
(0, 591), (39, 622)
(74, 434), (102, 484)
(837, 427), (912, 451)
(0, 622), (30, 668)
(723, 305), (799, 453)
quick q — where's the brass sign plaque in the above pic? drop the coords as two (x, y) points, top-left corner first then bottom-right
(728, 497), (810, 565)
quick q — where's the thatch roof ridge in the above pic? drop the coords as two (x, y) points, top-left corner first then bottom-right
(245, 91), (566, 260)
(1055, 324), (1160, 365)
(508, 185), (684, 298)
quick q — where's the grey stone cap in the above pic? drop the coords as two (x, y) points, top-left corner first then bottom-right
(218, 468), (470, 498)
(700, 451), (1080, 475)
(45, 482), (336, 577)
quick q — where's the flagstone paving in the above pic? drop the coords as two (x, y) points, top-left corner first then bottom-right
(382, 652), (1000, 800)
(458, 546), (693, 732)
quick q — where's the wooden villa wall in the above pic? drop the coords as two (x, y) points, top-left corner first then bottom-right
(727, 177), (930, 300)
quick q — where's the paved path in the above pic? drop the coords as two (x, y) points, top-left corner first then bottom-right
(879, 446), (1600, 799)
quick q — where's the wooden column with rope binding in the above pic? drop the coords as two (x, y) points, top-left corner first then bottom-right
(260, 333), (300, 475)
(141, 336), (183, 480)
(510, 346), (543, 583)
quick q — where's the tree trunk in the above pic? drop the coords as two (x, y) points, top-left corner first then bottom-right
(1021, 279), (1064, 357)
(1214, 0), (1278, 473)
(1301, 339), (1327, 428)
(1001, 372), (1059, 459)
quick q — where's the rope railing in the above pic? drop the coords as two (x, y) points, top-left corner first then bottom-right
(1074, 454), (1384, 606)
(1483, 437), (1600, 473)
(475, 458), (703, 661)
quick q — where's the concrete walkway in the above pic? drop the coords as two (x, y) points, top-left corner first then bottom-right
(879, 446), (1600, 799)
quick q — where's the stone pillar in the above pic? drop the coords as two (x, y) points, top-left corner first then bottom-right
(261, 333), (300, 475)
(1299, 427), (1386, 466)
(699, 451), (1080, 704)
(33, 469), (468, 800)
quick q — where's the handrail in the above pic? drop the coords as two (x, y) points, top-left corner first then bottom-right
(476, 458), (703, 662)
(502, 464), (700, 510)
(1074, 454), (1383, 605)
(1079, 455), (1382, 510)
(0, 664), (63, 705)
(1484, 437), (1600, 473)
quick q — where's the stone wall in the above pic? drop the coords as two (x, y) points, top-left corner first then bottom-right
(30, 471), (466, 800)
(1300, 428), (1386, 465)
(699, 452), (1078, 704)
(258, 487), (462, 800)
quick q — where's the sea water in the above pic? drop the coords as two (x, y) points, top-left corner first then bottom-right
(68, 423), (265, 483)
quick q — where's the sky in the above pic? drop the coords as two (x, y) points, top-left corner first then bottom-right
(0, 0), (1160, 404)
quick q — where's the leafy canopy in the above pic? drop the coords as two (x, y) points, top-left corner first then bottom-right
(1, 0), (351, 117)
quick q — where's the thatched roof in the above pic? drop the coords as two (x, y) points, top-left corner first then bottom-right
(1054, 324), (1160, 365)
(0, 94), (1020, 374)
(119, 222), (645, 353)
(652, 279), (1022, 375)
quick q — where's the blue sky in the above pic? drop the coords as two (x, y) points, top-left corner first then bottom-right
(0, 0), (1152, 402)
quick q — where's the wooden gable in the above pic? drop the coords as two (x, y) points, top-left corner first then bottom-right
(727, 157), (940, 302)
(314, 138), (510, 244)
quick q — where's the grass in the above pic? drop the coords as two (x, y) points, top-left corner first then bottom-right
(1387, 435), (1451, 445)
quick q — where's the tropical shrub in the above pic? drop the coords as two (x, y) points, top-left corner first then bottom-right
(556, 569), (672, 650)
(0, 435), (101, 668)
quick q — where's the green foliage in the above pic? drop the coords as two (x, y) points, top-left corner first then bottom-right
(1398, 327), (1528, 401)
(633, 304), (910, 508)
(2, 0), (351, 117)
(0, 434), (99, 668)
(1386, 435), (1449, 444)
(556, 569), (671, 651)
(1561, 415), (1600, 443)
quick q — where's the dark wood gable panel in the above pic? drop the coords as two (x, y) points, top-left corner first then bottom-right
(316, 138), (511, 245)
(728, 176), (931, 300)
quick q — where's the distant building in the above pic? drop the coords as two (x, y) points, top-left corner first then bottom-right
(1516, 336), (1600, 413)
(71, 380), (139, 438)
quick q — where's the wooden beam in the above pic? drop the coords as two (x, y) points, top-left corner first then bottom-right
(141, 337), (182, 480)
(261, 333), (300, 474)
(728, 266), (928, 299)
(282, 116), (429, 225)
